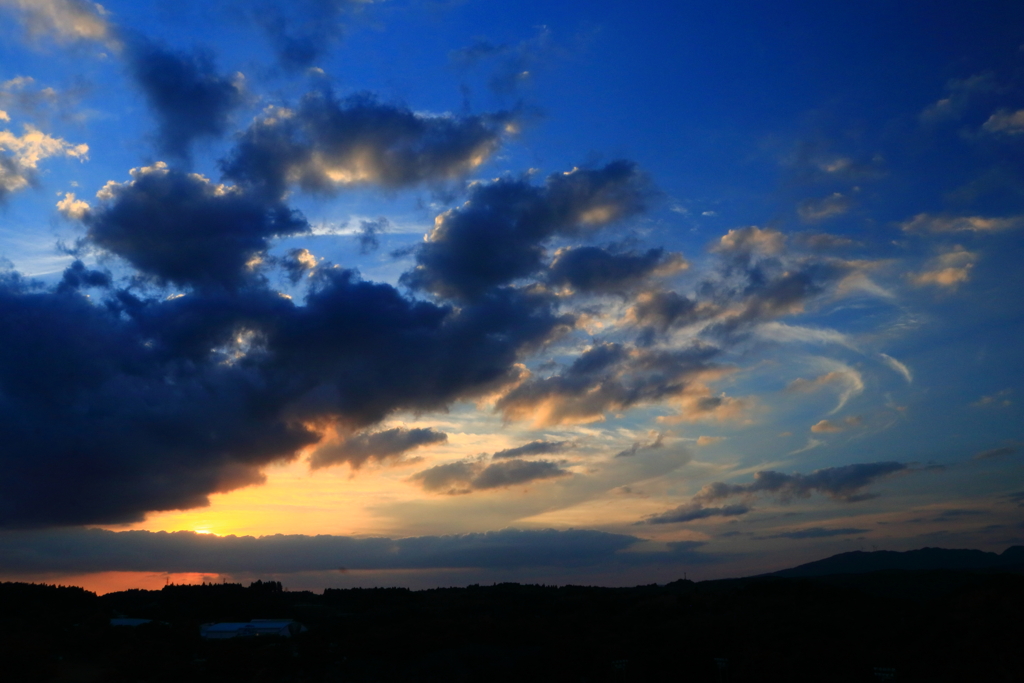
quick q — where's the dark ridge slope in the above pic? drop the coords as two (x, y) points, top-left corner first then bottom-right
(769, 545), (1024, 578)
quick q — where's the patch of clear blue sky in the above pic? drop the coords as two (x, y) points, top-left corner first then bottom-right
(3, 0), (1022, 259)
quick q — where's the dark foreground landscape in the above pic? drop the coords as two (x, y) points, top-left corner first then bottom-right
(2, 547), (1022, 683)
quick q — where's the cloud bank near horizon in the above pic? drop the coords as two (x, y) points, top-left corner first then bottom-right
(0, 527), (710, 575)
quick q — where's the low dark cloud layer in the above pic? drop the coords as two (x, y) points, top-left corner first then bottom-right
(126, 39), (245, 159)
(310, 427), (448, 470)
(0, 527), (645, 574)
(222, 91), (513, 199)
(402, 162), (651, 301)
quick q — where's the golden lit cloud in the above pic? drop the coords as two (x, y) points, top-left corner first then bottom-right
(909, 245), (976, 287)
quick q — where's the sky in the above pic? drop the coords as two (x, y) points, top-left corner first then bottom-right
(0, 0), (1022, 594)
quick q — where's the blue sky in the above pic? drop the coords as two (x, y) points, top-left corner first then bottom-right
(0, 0), (1021, 592)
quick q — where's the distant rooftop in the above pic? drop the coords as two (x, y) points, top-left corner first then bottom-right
(200, 619), (306, 639)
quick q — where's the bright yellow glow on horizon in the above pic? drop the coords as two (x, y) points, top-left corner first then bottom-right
(103, 418), (551, 539)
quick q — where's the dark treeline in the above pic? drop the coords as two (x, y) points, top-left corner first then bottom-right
(1, 566), (1022, 682)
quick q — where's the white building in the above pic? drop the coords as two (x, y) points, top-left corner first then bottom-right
(200, 619), (307, 639)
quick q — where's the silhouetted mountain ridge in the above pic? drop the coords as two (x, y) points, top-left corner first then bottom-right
(768, 545), (1024, 578)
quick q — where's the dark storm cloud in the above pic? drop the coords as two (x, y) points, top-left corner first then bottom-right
(694, 462), (908, 504)
(356, 217), (388, 254)
(629, 290), (700, 332)
(401, 161), (651, 301)
(268, 273), (570, 427)
(762, 527), (867, 540)
(547, 246), (685, 294)
(221, 90), (514, 199)
(246, 0), (368, 71)
(280, 248), (317, 283)
(491, 440), (571, 459)
(0, 527), (646, 574)
(55, 260), (111, 293)
(412, 458), (569, 494)
(84, 165), (308, 290)
(0, 278), (318, 527)
(643, 503), (750, 525)
(0, 254), (572, 526)
(126, 39), (245, 159)
(310, 427), (448, 470)
(495, 342), (720, 425)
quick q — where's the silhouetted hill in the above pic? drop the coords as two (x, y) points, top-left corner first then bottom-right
(3, 549), (1024, 682)
(768, 545), (1024, 578)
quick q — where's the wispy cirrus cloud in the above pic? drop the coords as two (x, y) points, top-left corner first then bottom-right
(981, 109), (1024, 136)
(785, 364), (864, 413)
(810, 416), (861, 433)
(919, 72), (999, 123)
(797, 192), (851, 223)
(879, 353), (912, 383)
(900, 213), (1024, 234)
(972, 446), (1015, 461)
